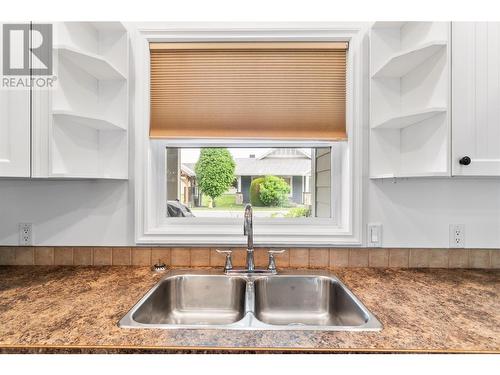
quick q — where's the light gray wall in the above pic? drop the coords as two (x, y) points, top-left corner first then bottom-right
(367, 178), (500, 248)
(1, 170), (499, 248)
(0, 179), (134, 246)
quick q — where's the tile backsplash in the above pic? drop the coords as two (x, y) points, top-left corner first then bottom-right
(0, 246), (498, 269)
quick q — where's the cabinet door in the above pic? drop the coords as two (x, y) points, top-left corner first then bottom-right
(452, 22), (500, 176)
(0, 24), (31, 177)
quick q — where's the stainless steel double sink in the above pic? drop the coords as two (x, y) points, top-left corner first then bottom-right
(119, 270), (382, 331)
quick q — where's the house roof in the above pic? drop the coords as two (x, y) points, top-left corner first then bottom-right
(182, 148), (312, 177)
(183, 158), (311, 177)
(233, 157), (311, 176)
(257, 148), (311, 160)
(181, 164), (196, 177)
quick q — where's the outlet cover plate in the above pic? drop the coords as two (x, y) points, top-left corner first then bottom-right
(19, 223), (32, 246)
(449, 224), (465, 248)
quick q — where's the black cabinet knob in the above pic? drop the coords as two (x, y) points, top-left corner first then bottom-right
(459, 156), (471, 165)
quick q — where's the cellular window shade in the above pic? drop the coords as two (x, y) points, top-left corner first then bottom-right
(150, 42), (348, 140)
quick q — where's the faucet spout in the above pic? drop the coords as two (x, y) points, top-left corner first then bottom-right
(244, 204), (254, 271)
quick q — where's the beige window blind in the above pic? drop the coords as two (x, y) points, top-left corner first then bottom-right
(150, 42), (348, 140)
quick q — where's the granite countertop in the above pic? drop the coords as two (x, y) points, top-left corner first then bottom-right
(0, 266), (498, 353)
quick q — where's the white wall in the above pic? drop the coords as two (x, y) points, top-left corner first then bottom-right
(1, 174), (498, 248)
(368, 178), (500, 248)
(0, 22), (499, 248)
(0, 180), (134, 246)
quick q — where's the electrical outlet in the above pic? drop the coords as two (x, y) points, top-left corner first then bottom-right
(367, 223), (382, 247)
(19, 223), (32, 246)
(449, 224), (465, 248)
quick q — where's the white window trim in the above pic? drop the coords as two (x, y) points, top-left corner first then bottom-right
(133, 23), (366, 247)
(155, 140), (340, 227)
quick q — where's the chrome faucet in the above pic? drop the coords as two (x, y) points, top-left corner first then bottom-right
(243, 204), (255, 271)
(216, 204), (286, 274)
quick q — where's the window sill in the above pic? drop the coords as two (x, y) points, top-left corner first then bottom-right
(136, 223), (361, 247)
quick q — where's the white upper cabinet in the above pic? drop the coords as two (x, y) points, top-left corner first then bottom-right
(369, 22), (451, 178)
(0, 89), (31, 178)
(32, 22), (129, 179)
(0, 24), (31, 178)
(1, 22), (129, 180)
(452, 22), (500, 176)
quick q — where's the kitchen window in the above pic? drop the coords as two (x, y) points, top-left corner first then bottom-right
(134, 25), (365, 246)
(160, 145), (341, 221)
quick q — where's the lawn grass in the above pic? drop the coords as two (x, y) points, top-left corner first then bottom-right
(196, 194), (293, 211)
(200, 194), (239, 208)
(193, 206), (290, 211)
(214, 194), (238, 207)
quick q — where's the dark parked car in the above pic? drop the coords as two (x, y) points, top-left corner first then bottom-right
(167, 200), (195, 217)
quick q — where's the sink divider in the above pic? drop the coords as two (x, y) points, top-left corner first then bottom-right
(244, 281), (255, 316)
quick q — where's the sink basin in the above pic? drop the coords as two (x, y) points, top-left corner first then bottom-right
(132, 275), (247, 325)
(119, 270), (382, 331)
(254, 275), (369, 327)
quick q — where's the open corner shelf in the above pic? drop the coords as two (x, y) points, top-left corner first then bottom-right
(89, 22), (127, 33)
(372, 21), (407, 29)
(55, 44), (126, 80)
(372, 40), (447, 78)
(52, 110), (126, 131)
(371, 107), (447, 129)
(31, 22), (129, 180)
(369, 22), (451, 179)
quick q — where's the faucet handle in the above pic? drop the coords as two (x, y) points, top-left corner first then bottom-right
(267, 249), (286, 272)
(216, 248), (232, 254)
(216, 249), (233, 272)
(268, 249), (286, 255)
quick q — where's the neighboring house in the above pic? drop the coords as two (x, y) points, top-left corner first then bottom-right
(180, 164), (198, 206)
(183, 148), (312, 205)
